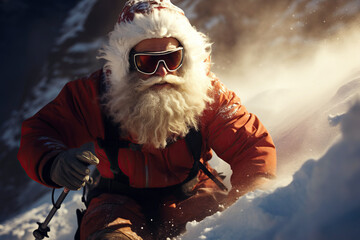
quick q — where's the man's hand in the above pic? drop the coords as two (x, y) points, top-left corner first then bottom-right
(50, 142), (99, 190)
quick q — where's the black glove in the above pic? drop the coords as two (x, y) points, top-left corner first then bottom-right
(50, 142), (99, 190)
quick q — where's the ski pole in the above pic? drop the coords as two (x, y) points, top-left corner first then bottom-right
(33, 188), (70, 240)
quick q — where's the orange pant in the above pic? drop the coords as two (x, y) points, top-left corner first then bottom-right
(80, 172), (227, 240)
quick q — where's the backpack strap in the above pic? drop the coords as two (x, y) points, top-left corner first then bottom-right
(97, 115), (132, 183)
(97, 72), (136, 183)
(185, 128), (228, 191)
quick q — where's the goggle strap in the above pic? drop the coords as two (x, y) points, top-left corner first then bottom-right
(133, 47), (183, 56)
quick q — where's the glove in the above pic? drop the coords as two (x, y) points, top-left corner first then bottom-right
(50, 142), (99, 190)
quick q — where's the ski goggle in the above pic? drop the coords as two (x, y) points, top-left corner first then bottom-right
(129, 47), (184, 75)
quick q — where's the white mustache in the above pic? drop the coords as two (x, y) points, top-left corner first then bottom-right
(135, 75), (185, 92)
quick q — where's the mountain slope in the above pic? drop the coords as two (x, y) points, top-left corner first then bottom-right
(1, 0), (360, 230)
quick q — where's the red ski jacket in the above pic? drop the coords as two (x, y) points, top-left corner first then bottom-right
(18, 69), (276, 194)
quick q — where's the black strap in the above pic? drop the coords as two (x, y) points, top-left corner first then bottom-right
(185, 128), (228, 191)
(97, 120), (131, 183)
(97, 72), (131, 183)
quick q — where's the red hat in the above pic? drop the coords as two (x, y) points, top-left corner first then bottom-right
(99, 0), (211, 83)
(118, 0), (185, 23)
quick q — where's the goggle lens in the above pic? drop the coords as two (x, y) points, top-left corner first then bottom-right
(132, 47), (184, 75)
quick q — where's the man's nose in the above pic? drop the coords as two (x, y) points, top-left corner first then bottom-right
(154, 62), (168, 77)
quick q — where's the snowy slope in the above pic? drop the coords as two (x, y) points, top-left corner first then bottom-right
(179, 100), (360, 240)
(0, 191), (83, 240)
(1, 0), (360, 239)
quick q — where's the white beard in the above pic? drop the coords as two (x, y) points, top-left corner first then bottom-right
(104, 67), (213, 149)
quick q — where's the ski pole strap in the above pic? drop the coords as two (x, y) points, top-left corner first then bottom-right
(43, 188), (69, 225)
(33, 188), (70, 239)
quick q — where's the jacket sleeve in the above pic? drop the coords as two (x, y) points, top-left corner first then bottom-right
(204, 79), (276, 194)
(17, 78), (99, 187)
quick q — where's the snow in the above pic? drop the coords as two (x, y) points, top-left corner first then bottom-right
(66, 39), (104, 53)
(305, 0), (327, 12)
(175, 0), (200, 20)
(0, 191), (83, 240)
(1, 1), (360, 239)
(180, 106), (360, 239)
(335, 1), (360, 16)
(0, 76), (69, 149)
(203, 15), (225, 30)
(0, 0), (100, 150)
(55, 0), (98, 45)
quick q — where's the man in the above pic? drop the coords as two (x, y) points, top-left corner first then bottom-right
(18, 0), (276, 239)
